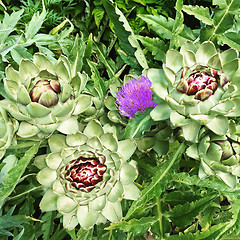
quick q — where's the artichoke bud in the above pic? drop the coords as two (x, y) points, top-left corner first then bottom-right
(3, 53), (96, 137)
(177, 70), (218, 101)
(30, 79), (61, 107)
(60, 151), (107, 193)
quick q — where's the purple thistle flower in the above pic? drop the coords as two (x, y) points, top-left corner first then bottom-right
(116, 76), (158, 118)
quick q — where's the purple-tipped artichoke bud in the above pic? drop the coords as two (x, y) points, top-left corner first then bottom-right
(177, 71), (218, 100)
(116, 76), (157, 118)
(30, 80), (60, 107)
(150, 41), (240, 142)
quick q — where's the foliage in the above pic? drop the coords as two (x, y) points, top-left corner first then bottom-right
(0, 0), (240, 239)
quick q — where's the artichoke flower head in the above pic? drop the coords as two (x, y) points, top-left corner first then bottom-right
(35, 119), (140, 230)
(149, 41), (240, 142)
(1, 53), (92, 138)
(116, 76), (158, 118)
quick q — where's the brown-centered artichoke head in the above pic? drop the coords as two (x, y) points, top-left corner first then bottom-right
(34, 119), (140, 230)
(149, 41), (240, 142)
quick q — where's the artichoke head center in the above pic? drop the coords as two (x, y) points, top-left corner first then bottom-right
(176, 68), (228, 101)
(60, 151), (107, 193)
(30, 79), (61, 108)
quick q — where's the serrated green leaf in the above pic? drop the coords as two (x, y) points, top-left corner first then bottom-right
(66, 230), (77, 240)
(13, 228), (25, 240)
(0, 143), (40, 201)
(49, 225), (68, 240)
(136, 35), (168, 62)
(171, 172), (240, 200)
(138, 14), (173, 39)
(10, 46), (32, 64)
(87, 59), (107, 98)
(213, 9), (233, 34)
(115, 5), (148, 69)
(220, 32), (240, 52)
(93, 42), (116, 78)
(138, 14), (195, 45)
(0, 207), (36, 239)
(25, 4), (47, 40)
(42, 212), (55, 240)
(125, 142), (186, 220)
(92, 6), (105, 29)
(215, 199), (240, 238)
(0, 214), (29, 229)
(102, 0), (143, 71)
(170, 0), (184, 48)
(76, 228), (93, 240)
(123, 108), (155, 139)
(221, 233), (240, 239)
(0, 9), (24, 47)
(106, 216), (158, 235)
(205, 0), (240, 41)
(213, 0), (240, 13)
(68, 34), (86, 77)
(166, 232), (195, 240)
(168, 195), (217, 228)
(166, 223), (228, 240)
(182, 5), (213, 25)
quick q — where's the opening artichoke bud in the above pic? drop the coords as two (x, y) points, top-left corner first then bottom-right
(176, 68), (228, 101)
(60, 151), (107, 193)
(30, 79), (61, 108)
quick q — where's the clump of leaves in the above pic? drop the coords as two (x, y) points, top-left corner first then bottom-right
(0, 0), (78, 33)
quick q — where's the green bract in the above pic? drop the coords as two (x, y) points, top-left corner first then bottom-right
(135, 122), (171, 155)
(0, 107), (18, 159)
(149, 41), (240, 142)
(35, 120), (140, 230)
(1, 53), (92, 138)
(186, 121), (240, 188)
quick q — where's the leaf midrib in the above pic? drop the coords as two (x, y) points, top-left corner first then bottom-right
(209, 0), (234, 40)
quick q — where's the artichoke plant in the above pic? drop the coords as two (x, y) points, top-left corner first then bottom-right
(34, 120), (140, 230)
(0, 53), (92, 138)
(186, 121), (240, 188)
(0, 107), (18, 159)
(149, 41), (240, 142)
